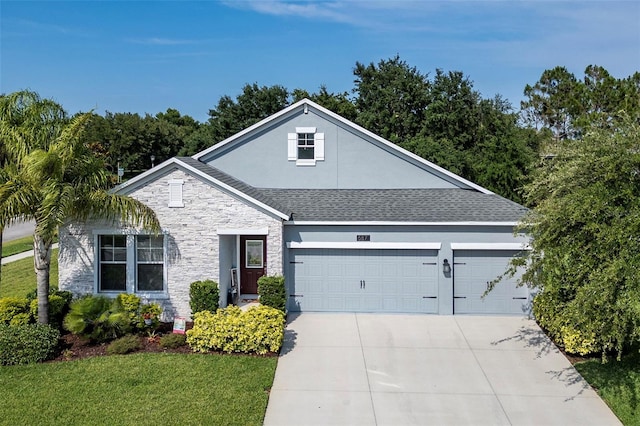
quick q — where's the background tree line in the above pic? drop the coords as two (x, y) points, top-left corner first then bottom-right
(77, 56), (639, 205)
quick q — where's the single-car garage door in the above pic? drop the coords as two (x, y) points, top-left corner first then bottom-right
(453, 250), (529, 315)
(289, 248), (439, 313)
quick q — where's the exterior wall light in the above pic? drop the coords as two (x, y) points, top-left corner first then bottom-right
(443, 259), (451, 274)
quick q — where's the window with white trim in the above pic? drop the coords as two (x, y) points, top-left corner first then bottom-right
(97, 234), (167, 294)
(288, 127), (325, 166)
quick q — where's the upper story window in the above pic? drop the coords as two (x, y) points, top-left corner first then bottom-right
(288, 127), (324, 166)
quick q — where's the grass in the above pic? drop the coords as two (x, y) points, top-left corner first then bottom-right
(0, 249), (58, 298)
(1, 236), (34, 257)
(575, 351), (640, 425)
(0, 353), (277, 425)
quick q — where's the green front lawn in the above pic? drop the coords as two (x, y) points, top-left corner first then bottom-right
(0, 249), (59, 298)
(574, 351), (640, 425)
(1, 236), (34, 257)
(0, 353), (277, 425)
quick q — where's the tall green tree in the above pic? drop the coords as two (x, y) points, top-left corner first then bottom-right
(353, 55), (430, 144)
(180, 83), (290, 156)
(0, 91), (160, 323)
(516, 116), (640, 358)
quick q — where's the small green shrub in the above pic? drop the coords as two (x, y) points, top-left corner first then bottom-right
(0, 324), (60, 365)
(189, 280), (219, 315)
(29, 295), (69, 329)
(9, 313), (32, 327)
(106, 334), (142, 355)
(114, 293), (141, 327)
(0, 297), (30, 325)
(159, 333), (187, 349)
(63, 296), (131, 342)
(186, 305), (285, 355)
(140, 303), (162, 328)
(257, 275), (286, 312)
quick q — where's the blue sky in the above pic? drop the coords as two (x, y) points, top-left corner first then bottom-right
(2, 0), (639, 122)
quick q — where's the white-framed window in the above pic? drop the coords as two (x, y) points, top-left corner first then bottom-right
(288, 127), (324, 166)
(96, 233), (167, 296)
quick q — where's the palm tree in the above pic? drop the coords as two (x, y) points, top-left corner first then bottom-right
(0, 90), (160, 323)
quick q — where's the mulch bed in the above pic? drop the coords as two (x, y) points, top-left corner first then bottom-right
(51, 322), (193, 362)
(51, 322), (277, 362)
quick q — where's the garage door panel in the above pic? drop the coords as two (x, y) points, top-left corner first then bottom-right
(289, 248), (439, 313)
(453, 250), (529, 315)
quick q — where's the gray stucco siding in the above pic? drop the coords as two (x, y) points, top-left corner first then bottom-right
(205, 110), (458, 189)
(59, 169), (283, 320)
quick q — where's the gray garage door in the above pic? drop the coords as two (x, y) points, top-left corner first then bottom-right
(289, 248), (439, 313)
(453, 250), (529, 315)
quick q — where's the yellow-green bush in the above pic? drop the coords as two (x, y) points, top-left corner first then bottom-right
(186, 305), (285, 355)
(0, 297), (30, 325)
(560, 326), (598, 356)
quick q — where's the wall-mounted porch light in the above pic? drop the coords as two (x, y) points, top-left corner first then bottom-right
(443, 259), (451, 274)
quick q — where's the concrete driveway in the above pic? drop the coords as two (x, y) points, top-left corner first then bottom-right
(264, 313), (620, 426)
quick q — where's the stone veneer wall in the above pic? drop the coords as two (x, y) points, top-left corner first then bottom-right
(59, 169), (283, 320)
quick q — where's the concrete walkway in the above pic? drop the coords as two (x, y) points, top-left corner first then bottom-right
(264, 313), (620, 426)
(1, 243), (59, 265)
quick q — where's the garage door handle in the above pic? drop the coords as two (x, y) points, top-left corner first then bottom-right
(512, 297), (527, 300)
(454, 262), (466, 265)
(422, 262), (437, 265)
(360, 280), (366, 289)
(454, 296), (467, 299)
(289, 294), (304, 298)
(422, 296), (437, 299)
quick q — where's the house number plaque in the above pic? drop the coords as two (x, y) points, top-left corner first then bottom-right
(357, 235), (371, 241)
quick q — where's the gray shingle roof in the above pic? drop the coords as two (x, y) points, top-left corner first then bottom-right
(177, 158), (526, 223)
(257, 188), (528, 222)
(176, 157), (292, 217)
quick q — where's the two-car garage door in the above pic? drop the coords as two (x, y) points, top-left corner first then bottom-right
(288, 248), (529, 315)
(289, 248), (439, 313)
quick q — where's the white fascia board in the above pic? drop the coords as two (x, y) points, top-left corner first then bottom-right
(287, 242), (441, 250)
(174, 159), (290, 221)
(112, 157), (180, 195)
(450, 243), (532, 251)
(217, 227), (269, 235)
(285, 221), (519, 227)
(193, 100), (310, 161)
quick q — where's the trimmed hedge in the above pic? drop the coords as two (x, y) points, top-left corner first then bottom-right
(189, 280), (219, 315)
(159, 333), (187, 349)
(257, 275), (286, 312)
(186, 305), (285, 355)
(0, 324), (60, 365)
(106, 334), (142, 355)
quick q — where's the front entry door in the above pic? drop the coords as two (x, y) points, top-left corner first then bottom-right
(240, 235), (266, 294)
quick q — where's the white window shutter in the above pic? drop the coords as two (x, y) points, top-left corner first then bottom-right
(287, 133), (297, 160)
(315, 133), (325, 160)
(168, 180), (184, 208)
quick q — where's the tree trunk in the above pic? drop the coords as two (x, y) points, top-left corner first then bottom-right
(33, 233), (52, 324)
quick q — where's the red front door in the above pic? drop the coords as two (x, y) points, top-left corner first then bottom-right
(240, 235), (266, 294)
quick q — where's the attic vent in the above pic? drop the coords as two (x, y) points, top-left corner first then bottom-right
(168, 179), (184, 208)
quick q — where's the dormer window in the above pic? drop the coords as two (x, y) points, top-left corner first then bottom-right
(288, 127), (324, 166)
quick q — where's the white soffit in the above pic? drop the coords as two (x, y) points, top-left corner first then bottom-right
(287, 242), (441, 250)
(217, 228), (269, 235)
(450, 243), (531, 251)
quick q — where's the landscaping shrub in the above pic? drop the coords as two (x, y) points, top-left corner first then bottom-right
(0, 297), (30, 325)
(257, 275), (286, 312)
(9, 313), (32, 327)
(114, 293), (141, 326)
(186, 305), (285, 355)
(0, 323), (60, 365)
(63, 295), (130, 342)
(159, 333), (187, 349)
(29, 295), (69, 329)
(106, 334), (142, 355)
(189, 280), (219, 314)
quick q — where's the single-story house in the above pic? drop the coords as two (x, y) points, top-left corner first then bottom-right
(59, 99), (530, 319)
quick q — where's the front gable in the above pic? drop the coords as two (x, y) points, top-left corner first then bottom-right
(195, 99), (489, 192)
